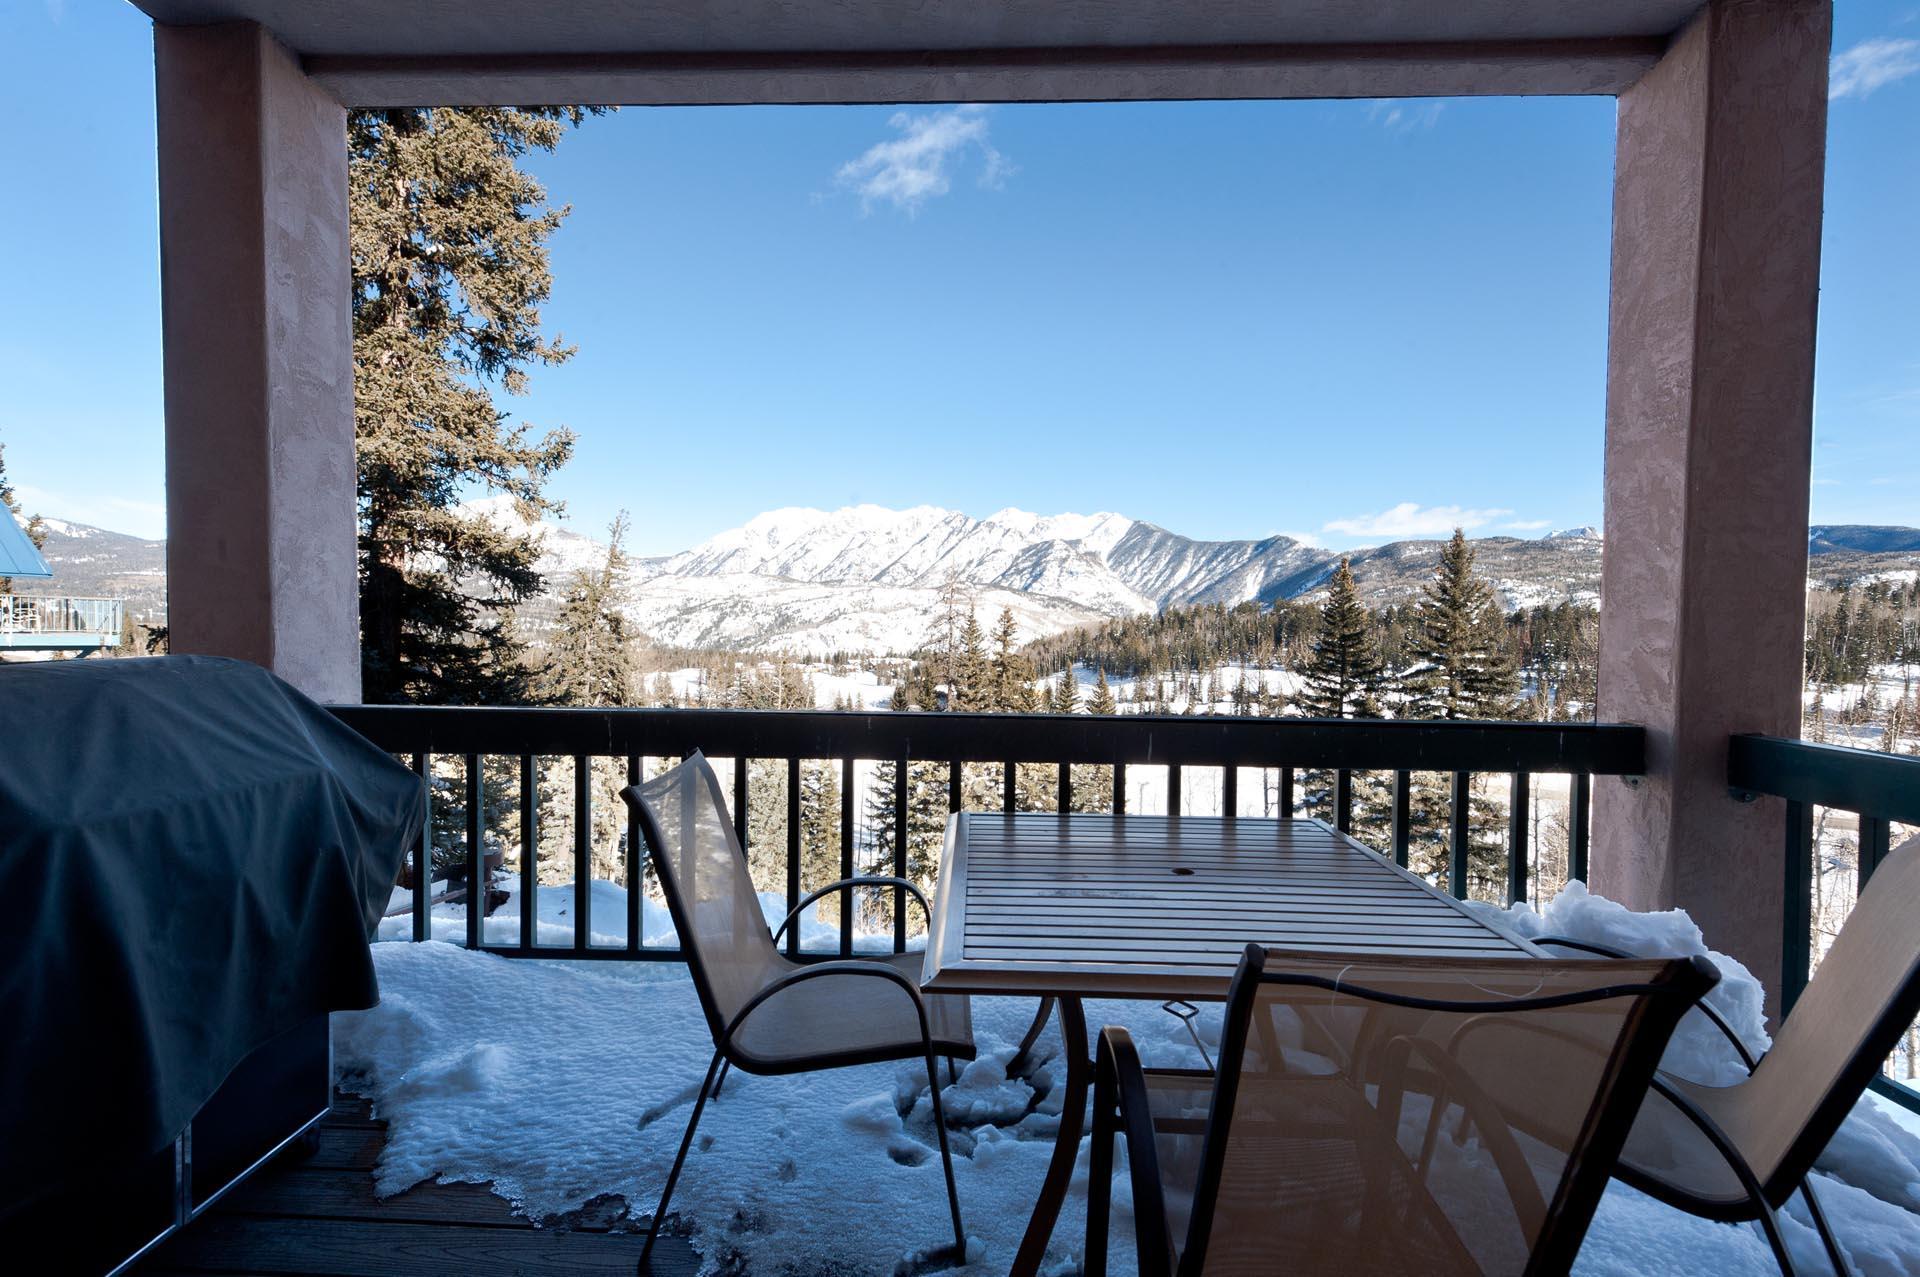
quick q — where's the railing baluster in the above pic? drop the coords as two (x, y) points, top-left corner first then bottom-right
(1168, 764), (1183, 816)
(626, 755), (641, 953)
(1222, 765), (1237, 818)
(1057, 762), (1072, 814)
(1002, 761), (1016, 813)
(1569, 772), (1591, 884)
(1112, 760), (1126, 813)
(573, 755), (590, 953)
(412, 753), (430, 943)
(894, 751), (909, 954)
(1449, 771), (1471, 900)
(1783, 799), (1814, 1015)
(1508, 771), (1531, 906)
(733, 755), (749, 847)
(785, 757), (801, 958)
(1391, 770), (1411, 867)
(1334, 769), (1353, 834)
(1280, 767), (1295, 817)
(948, 760), (962, 813)
(521, 755), (537, 952)
(465, 753), (483, 950)
(840, 756), (855, 958)
(1861, 815), (1892, 887)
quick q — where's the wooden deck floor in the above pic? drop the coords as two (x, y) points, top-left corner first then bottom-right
(132, 1097), (699, 1277)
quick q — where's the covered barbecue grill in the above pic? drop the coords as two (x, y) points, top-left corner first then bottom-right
(0, 656), (421, 1273)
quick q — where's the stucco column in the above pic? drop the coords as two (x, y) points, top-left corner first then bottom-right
(156, 22), (359, 702)
(1594, 0), (1829, 1015)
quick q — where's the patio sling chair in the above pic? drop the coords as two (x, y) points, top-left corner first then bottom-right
(622, 753), (974, 1270)
(1531, 837), (1920, 1276)
(1085, 942), (1719, 1277)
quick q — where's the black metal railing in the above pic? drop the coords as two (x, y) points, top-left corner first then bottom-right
(1729, 733), (1920, 1112)
(333, 705), (1644, 964)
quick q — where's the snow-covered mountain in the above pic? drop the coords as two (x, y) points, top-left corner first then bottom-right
(465, 504), (1920, 655)
(20, 502), (1920, 658)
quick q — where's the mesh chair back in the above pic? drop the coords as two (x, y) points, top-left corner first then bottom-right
(626, 754), (783, 1046)
(1181, 947), (1715, 1277)
(1728, 835), (1920, 1192)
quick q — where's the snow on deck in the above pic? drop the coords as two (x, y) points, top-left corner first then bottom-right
(338, 885), (1920, 1276)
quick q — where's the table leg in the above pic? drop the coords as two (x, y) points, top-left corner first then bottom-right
(1011, 994), (1088, 1277)
(1007, 996), (1057, 1077)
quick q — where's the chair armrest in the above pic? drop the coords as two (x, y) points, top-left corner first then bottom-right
(771, 875), (934, 949)
(1534, 935), (1759, 1074)
(1097, 1026), (1177, 1277)
(718, 959), (931, 1054)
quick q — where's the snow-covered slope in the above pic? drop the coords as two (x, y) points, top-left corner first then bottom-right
(620, 572), (1113, 657)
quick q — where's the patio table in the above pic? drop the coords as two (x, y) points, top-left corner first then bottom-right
(920, 810), (1543, 1276)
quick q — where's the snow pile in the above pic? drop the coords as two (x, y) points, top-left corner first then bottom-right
(1462, 881), (1769, 1085)
(339, 883), (1920, 1275)
(1469, 882), (1920, 1274)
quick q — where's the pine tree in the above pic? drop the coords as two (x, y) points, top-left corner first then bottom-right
(951, 608), (991, 710)
(864, 758), (949, 930)
(1054, 664), (1080, 714)
(540, 512), (637, 707)
(1407, 530), (1518, 719)
(1298, 559), (1382, 718)
(990, 606), (1038, 711)
(0, 440), (48, 594)
(1088, 667), (1118, 716)
(351, 106), (604, 704)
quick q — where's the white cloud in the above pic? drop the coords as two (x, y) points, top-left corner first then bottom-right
(1831, 37), (1920, 99)
(15, 485), (165, 539)
(1366, 99), (1445, 133)
(1503, 519), (1552, 532)
(834, 105), (1012, 215)
(1323, 502), (1512, 540)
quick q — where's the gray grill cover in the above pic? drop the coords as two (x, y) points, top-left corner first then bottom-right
(0, 656), (421, 1215)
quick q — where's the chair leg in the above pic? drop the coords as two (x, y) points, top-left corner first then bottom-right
(712, 1059), (730, 1099)
(639, 1048), (724, 1273)
(1749, 1195), (1800, 1277)
(1797, 1176), (1851, 1276)
(1085, 1058), (1116, 1277)
(1008, 996), (1056, 1076)
(921, 1044), (967, 1258)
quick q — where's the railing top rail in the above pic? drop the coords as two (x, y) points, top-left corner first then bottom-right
(330, 704), (1645, 774)
(1729, 733), (1920, 826)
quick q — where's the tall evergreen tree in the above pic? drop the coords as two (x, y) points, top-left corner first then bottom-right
(540, 512), (637, 707)
(1407, 530), (1518, 719)
(351, 106), (602, 704)
(1054, 664), (1080, 714)
(1088, 666), (1118, 717)
(1298, 558), (1382, 718)
(990, 606), (1038, 710)
(951, 607), (991, 710)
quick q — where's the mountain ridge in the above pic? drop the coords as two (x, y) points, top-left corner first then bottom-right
(16, 507), (1920, 657)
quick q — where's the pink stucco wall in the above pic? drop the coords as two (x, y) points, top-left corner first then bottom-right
(156, 23), (359, 702)
(1594, 0), (1829, 1016)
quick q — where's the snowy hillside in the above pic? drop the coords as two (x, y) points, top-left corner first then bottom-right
(480, 505), (1920, 656)
(616, 572), (1117, 657)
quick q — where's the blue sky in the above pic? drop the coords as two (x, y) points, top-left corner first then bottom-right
(1, 2), (1915, 555)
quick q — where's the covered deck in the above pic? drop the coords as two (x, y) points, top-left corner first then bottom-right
(76, 0), (1883, 1272)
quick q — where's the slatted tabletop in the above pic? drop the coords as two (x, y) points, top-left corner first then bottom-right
(922, 812), (1539, 999)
